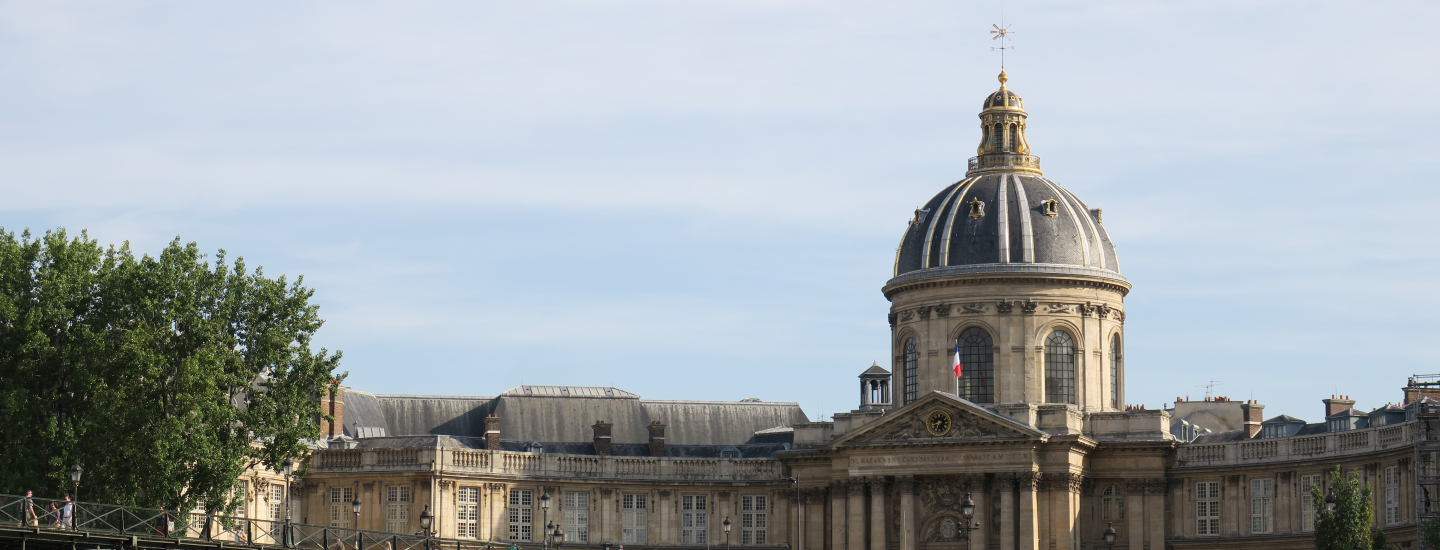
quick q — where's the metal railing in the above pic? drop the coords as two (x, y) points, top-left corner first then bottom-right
(0, 494), (528, 550)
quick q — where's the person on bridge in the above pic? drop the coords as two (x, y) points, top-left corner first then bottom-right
(59, 496), (73, 530)
(18, 490), (37, 527)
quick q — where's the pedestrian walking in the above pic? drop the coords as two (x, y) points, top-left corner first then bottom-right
(18, 490), (37, 527)
(60, 495), (74, 530)
(48, 502), (58, 528)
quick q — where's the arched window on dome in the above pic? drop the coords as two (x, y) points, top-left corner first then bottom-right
(957, 327), (994, 404)
(1007, 124), (1019, 152)
(902, 338), (919, 405)
(1044, 330), (1077, 404)
(1110, 335), (1123, 409)
(1101, 485), (1125, 521)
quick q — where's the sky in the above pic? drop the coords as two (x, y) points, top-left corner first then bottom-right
(2, 1), (1438, 425)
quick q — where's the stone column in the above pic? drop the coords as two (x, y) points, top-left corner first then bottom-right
(1145, 480), (1165, 550)
(831, 482), (848, 550)
(792, 490), (804, 550)
(1125, 480), (1144, 550)
(1017, 472), (1039, 550)
(806, 490), (825, 550)
(848, 479), (867, 550)
(869, 478), (888, 550)
(998, 473), (1016, 550)
(969, 476), (988, 550)
(1051, 474), (1079, 550)
(898, 477), (917, 550)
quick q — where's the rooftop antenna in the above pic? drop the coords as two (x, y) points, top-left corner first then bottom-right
(1196, 381), (1222, 400)
(990, 1), (1014, 70)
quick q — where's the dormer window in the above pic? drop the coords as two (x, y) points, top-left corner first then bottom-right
(968, 198), (985, 219)
(1327, 419), (1348, 433)
(1043, 199), (1059, 218)
(720, 446), (741, 459)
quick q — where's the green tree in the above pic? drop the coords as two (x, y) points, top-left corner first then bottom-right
(0, 228), (342, 513)
(1313, 465), (1375, 550)
(1420, 514), (1440, 550)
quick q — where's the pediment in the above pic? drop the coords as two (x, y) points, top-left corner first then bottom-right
(831, 391), (1044, 446)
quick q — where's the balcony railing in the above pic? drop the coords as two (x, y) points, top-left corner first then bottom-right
(967, 153), (1041, 172)
(309, 447), (785, 483)
(1176, 420), (1419, 467)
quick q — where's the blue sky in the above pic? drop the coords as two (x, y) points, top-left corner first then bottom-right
(2, 1), (1437, 425)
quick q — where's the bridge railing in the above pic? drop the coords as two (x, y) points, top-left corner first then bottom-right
(0, 494), (522, 550)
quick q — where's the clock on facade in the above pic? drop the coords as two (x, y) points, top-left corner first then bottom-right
(926, 409), (952, 436)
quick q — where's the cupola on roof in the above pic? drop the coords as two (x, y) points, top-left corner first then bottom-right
(890, 71), (1125, 287)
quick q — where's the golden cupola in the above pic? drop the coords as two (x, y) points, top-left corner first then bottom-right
(968, 70), (1041, 176)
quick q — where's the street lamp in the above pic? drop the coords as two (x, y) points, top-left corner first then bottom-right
(956, 493), (981, 534)
(419, 504), (435, 550)
(352, 496), (363, 549)
(539, 493), (551, 549)
(722, 517), (732, 550)
(551, 523), (564, 548)
(1325, 488), (1336, 512)
(70, 464), (82, 501)
(282, 461), (294, 547)
(1102, 522), (1116, 548)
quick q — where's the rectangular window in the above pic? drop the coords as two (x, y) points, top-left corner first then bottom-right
(681, 495), (708, 545)
(509, 489), (533, 542)
(1250, 478), (1273, 534)
(386, 486), (411, 534)
(622, 494), (648, 544)
(741, 495), (768, 545)
(1300, 475), (1321, 532)
(269, 484), (285, 523)
(1196, 482), (1220, 536)
(564, 492), (589, 543)
(457, 487), (480, 539)
(329, 487), (354, 528)
(1386, 466), (1400, 525)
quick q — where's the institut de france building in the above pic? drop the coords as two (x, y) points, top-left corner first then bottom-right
(271, 71), (1440, 550)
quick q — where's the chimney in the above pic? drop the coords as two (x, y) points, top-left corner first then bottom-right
(1240, 400), (1265, 438)
(592, 420), (613, 456)
(647, 421), (666, 457)
(1324, 395), (1355, 417)
(319, 382), (345, 439)
(485, 414), (502, 450)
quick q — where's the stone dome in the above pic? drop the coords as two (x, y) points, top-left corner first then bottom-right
(891, 173), (1123, 283)
(889, 72), (1125, 287)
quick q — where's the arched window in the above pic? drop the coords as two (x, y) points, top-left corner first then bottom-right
(903, 338), (919, 404)
(1101, 485), (1125, 521)
(957, 327), (994, 404)
(1110, 335), (1123, 409)
(1044, 330), (1077, 404)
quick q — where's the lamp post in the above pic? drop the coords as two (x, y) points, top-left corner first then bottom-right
(1325, 488), (1336, 513)
(1102, 522), (1116, 548)
(70, 464), (82, 501)
(955, 493), (981, 535)
(551, 523), (564, 548)
(352, 497), (363, 550)
(282, 461), (294, 547)
(722, 517), (732, 550)
(539, 492), (551, 550)
(418, 505), (434, 550)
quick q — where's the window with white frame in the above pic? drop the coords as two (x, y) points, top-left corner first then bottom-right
(1386, 466), (1400, 525)
(457, 487), (479, 539)
(329, 487), (353, 528)
(1300, 475), (1321, 532)
(564, 492), (589, 543)
(1196, 482), (1220, 536)
(386, 486), (411, 534)
(681, 495), (707, 544)
(509, 489), (533, 541)
(269, 484), (285, 523)
(741, 495), (767, 545)
(622, 494), (648, 544)
(1249, 478), (1273, 534)
(1100, 485), (1124, 521)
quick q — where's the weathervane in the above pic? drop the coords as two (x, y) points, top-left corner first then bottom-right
(990, 23), (1013, 69)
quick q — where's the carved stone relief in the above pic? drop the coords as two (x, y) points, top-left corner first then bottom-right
(1045, 302), (1071, 314)
(934, 303), (950, 317)
(996, 300), (1013, 314)
(1020, 300), (1038, 314)
(961, 303), (987, 314)
(917, 306), (932, 320)
(899, 310), (915, 322)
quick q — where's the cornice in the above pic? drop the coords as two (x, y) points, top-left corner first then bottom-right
(883, 271), (1131, 301)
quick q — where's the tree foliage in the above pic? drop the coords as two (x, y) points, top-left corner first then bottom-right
(1313, 465), (1375, 550)
(1420, 513), (1440, 550)
(0, 228), (342, 512)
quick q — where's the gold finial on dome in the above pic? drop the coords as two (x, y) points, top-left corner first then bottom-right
(998, 70), (1008, 86)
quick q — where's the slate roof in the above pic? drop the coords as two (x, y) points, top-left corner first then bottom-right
(1263, 415), (1307, 424)
(342, 387), (808, 447)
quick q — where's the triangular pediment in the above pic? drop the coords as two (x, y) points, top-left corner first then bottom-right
(831, 391), (1045, 446)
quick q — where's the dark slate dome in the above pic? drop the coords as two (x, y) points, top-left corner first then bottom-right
(983, 88), (1023, 111)
(890, 173), (1123, 283)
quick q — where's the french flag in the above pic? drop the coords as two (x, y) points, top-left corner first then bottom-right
(953, 343), (963, 378)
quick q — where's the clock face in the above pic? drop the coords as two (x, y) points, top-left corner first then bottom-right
(926, 409), (952, 436)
